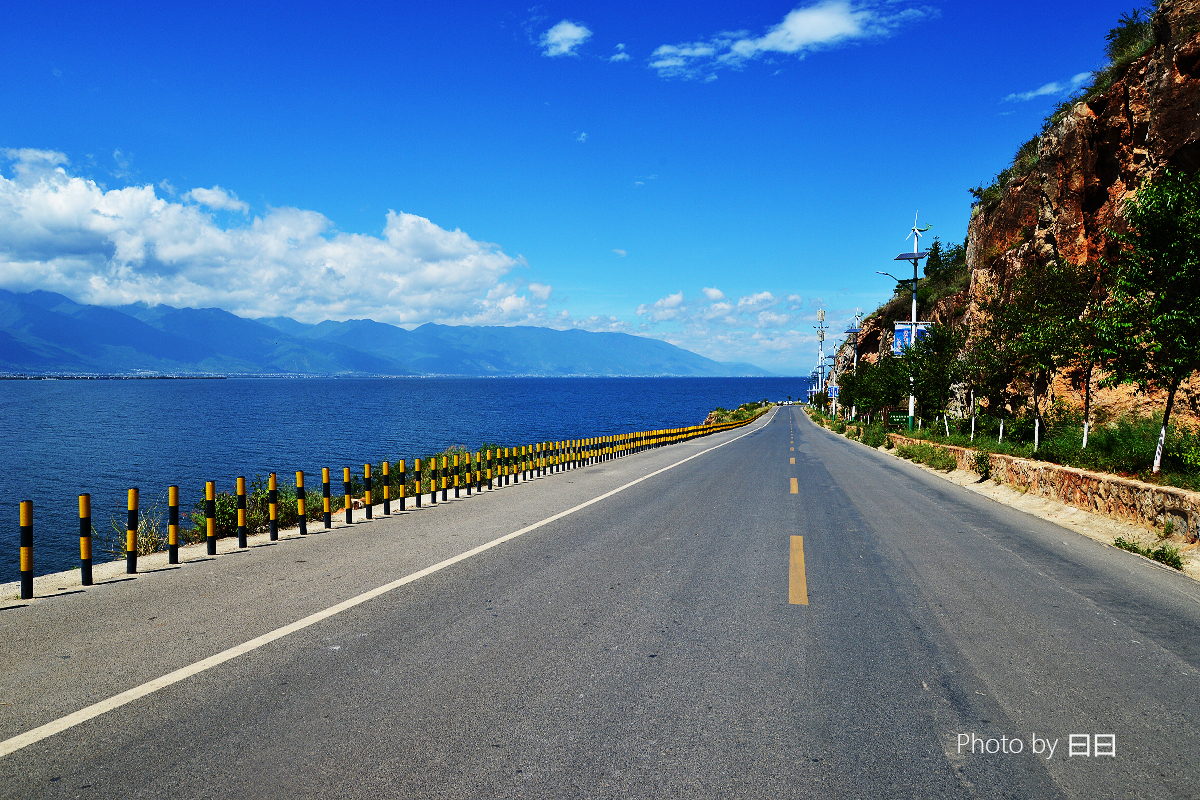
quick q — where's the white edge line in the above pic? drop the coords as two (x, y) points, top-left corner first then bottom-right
(0, 409), (774, 759)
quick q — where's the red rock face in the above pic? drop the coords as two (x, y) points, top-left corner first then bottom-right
(961, 0), (1200, 425)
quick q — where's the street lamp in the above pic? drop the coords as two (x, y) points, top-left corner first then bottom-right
(884, 217), (930, 432)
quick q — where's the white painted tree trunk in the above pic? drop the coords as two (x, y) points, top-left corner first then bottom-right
(1153, 384), (1178, 475)
(1034, 418), (1040, 452)
(970, 390), (976, 442)
(999, 417), (1005, 443)
(1154, 423), (1168, 474)
(1082, 421), (1089, 449)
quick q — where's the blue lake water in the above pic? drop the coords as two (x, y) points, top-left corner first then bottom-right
(0, 376), (808, 582)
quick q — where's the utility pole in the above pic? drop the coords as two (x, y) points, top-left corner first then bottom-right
(815, 309), (826, 398)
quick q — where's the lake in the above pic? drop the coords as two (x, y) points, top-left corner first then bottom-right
(0, 376), (808, 582)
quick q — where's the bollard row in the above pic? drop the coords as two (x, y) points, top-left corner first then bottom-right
(12, 408), (769, 598)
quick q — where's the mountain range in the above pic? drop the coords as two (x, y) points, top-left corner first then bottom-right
(0, 290), (773, 377)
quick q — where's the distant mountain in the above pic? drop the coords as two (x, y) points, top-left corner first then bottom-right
(0, 290), (774, 377)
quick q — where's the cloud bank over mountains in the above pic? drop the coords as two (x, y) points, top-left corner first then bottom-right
(0, 148), (532, 327)
(0, 149), (825, 372)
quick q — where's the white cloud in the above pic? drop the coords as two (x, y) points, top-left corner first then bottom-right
(2, 148), (67, 180)
(650, 1), (932, 79)
(636, 290), (686, 321)
(613, 248), (627, 257)
(0, 149), (526, 327)
(757, 310), (790, 327)
(738, 290), (775, 308)
(1003, 71), (1091, 102)
(610, 43), (630, 62)
(577, 132), (588, 143)
(528, 282), (552, 300)
(186, 185), (249, 214)
(541, 20), (592, 57)
(702, 286), (724, 301)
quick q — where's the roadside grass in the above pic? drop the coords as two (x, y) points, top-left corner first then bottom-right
(1113, 536), (1185, 571)
(895, 440), (958, 472)
(893, 412), (1200, 492)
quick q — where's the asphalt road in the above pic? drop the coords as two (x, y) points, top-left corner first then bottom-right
(2, 406), (1199, 799)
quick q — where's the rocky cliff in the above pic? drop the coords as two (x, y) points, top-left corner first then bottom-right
(834, 0), (1200, 424)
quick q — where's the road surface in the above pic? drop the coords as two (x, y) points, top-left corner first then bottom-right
(2, 406), (1198, 798)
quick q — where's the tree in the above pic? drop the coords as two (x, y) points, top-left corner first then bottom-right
(904, 323), (965, 425)
(970, 276), (1027, 441)
(1100, 168), (1200, 473)
(1104, 7), (1154, 64)
(836, 352), (906, 421)
(1008, 257), (1095, 446)
(1054, 260), (1108, 447)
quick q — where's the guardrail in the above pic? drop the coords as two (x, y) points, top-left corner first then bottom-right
(12, 406), (772, 599)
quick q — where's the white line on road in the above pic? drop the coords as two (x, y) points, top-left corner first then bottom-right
(0, 410), (775, 759)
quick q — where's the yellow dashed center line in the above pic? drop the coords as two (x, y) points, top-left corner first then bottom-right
(790, 457), (795, 464)
(790, 477), (798, 493)
(789, 535), (809, 605)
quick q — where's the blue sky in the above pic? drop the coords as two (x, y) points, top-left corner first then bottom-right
(0, 0), (1138, 374)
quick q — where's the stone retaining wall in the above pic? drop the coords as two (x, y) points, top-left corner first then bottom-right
(887, 434), (1200, 542)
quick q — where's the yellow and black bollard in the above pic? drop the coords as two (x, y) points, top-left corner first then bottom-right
(296, 471), (307, 535)
(441, 456), (449, 501)
(167, 486), (179, 564)
(414, 459), (422, 508)
(454, 454), (460, 498)
(486, 450), (493, 490)
(322, 468), (331, 528)
(382, 461), (391, 515)
(465, 453), (473, 496)
(364, 464), (373, 520)
(344, 467), (353, 524)
(19, 500), (33, 599)
(430, 457), (438, 505)
(126, 488), (139, 574)
(80, 493), (93, 583)
(398, 460), (407, 511)
(268, 473), (279, 541)
(206, 481), (216, 555)
(236, 477), (248, 548)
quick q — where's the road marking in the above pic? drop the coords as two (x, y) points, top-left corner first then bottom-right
(0, 410), (775, 760)
(789, 535), (809, 605)
(790, 457), (795, 464)
(790, 477), (798, 493)
(790, 447), (794, 451)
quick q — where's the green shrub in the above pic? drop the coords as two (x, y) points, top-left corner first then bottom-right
(1112, 536), (1185, 571)
(928, 448), (959, 471)
(897, 441), (934, 463)
(832, 419), (847, 434)
(1152, 544), (1184, 570)
(972, 449), (993, 479)
(862, 424), (888, 448)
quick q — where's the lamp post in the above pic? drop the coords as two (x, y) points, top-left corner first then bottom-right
(844, 309), (862, 420)
(878, 219), (930, 432)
